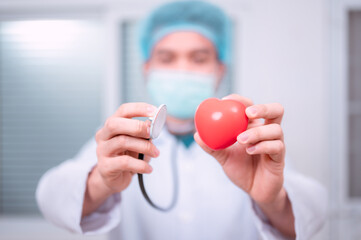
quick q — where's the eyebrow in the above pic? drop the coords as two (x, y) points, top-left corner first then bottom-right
(154, 48), (213, 55)
(191, 49), (213, 55)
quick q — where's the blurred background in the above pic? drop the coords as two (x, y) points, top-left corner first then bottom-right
(0, 0), (360, 239)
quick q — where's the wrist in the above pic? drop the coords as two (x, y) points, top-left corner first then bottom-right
(82, 165), (115, 217)
(256, 188), (288, 214)
(254, 188), (296, 237)
(88, 165), (115, 198)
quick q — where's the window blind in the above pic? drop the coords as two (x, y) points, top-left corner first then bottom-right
(348, 11), (361, 198)
(0, 20), (104, 214)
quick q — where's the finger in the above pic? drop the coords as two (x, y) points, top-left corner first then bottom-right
(126, 150), (139, 159)
(143, 155), (152, 163)
(246, 140), (285, 162)
(114, 102), (157, 118)
(107, 155), (153, 174)
(125, 152), (152, 174)
(101, 135), (160, 158)
(247, 119), (263, 129)
(245, 103), (284, 124)
(97, 117), (151, 141)
(237, 123), (283, 145)
(128, 147), (153, 163)
(222, 94), (254, 107)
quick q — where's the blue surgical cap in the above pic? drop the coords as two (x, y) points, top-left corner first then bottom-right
(138, 0), (232, 64)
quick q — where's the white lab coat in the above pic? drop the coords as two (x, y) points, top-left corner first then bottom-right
(36, 128), (327, 240)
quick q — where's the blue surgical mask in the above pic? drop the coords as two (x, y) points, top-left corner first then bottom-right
(146, 70), (217, 119)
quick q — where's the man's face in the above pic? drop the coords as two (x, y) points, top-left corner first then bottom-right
(144, 31), (225, 82)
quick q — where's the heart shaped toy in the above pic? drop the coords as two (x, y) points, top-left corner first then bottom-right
(195, 98), (248, 150)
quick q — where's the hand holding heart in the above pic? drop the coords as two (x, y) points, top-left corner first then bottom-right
(195, 97), (249, 150)
(194, 94), (286, 205)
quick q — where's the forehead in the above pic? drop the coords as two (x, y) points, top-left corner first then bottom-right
(152, 31), (217, 53)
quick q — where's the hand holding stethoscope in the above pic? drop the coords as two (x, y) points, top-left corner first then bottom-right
(90, 103), (162, 216)
(90, 102), (176, 215)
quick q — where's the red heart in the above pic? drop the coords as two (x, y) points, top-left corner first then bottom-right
(195, 98), (248, 150)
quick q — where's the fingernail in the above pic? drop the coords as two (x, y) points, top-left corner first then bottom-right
(247, 146), (256, 153)
(238, 132), (249, 143)
(246, 106), (257, 116)
(146, 121), (151, 135)
(154, 148), (160, 157)
(148, 165), (153, 173)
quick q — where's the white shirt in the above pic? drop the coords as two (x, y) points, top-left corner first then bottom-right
(36, 129), (326, 240)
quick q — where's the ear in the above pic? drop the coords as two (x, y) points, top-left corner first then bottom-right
(143, 62), (151, 83)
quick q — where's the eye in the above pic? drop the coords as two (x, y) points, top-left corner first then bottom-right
(159, 55), (173, 63)
(154, 51), (174, 64)
(192, 52), (210, 64)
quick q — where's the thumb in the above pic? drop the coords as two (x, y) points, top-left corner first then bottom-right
(194, 132), (221, 156)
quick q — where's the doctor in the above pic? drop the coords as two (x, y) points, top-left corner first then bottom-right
(36, 1), (326, 239)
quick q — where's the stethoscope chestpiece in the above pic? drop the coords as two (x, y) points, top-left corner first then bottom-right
(149, 104), (167, 139)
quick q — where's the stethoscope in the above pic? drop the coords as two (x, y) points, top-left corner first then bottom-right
(137, 104), (179, 212)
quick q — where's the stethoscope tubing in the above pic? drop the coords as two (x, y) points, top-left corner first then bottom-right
(137, 139), (179, 212)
